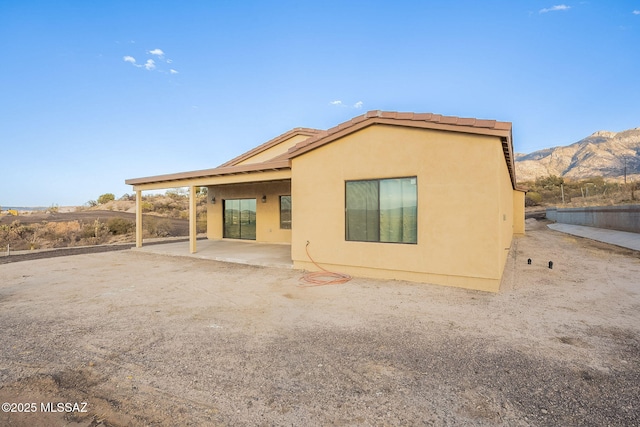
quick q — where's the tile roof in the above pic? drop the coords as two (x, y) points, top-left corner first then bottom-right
(218, 127), (321, 167)
(125, 127), (319, 186)
(284, 110), (517, 188)
(124, 159), (291, 186)
(287, 110), (512, 157)
(126, 110), (519, 189)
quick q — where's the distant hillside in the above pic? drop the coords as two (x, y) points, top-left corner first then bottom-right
(516, 128), (640, 182)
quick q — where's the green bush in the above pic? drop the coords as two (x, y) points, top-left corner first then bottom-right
(97, 193), (115, 204)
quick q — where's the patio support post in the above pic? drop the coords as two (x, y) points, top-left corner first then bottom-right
(189, 185), (197, 254)
(135, 189), (143, 248)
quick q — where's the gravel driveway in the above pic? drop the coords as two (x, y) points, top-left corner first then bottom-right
(0, 219), (638, 426)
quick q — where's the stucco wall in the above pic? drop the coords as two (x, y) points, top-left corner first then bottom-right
(206, 181), (292, 243)
(291, 124), (515, 292)
(513, 190), (526, 235)
(498, 152), (513, 277)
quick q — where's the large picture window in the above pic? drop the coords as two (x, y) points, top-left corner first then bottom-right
(280, 195), (291, 229)
(345, 177), (417, 244)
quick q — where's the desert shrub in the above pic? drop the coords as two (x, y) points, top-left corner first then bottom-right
(0, 220), (38, 250)
(525, 192), (542, 206)
(41, 221), (82, 247)
(144, 217), (173, 237)
(197, 211), (207, 233)
(43, 221), (81, 237)
(152, 197), (184, 214)
(141, 201), (154, 212)
(86, 200), (98, 207)
(106, 217), (134, 235)
(630, 182), (639, 201)
(81, 225), (94, 239)
(1, 222), (35, 250)
(166, 188), (188, 200)
(535, 175), (564, 190)
(97, 193), (115, 204)
(81, 219), (109, 241)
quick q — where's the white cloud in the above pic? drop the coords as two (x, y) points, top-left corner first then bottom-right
(148, 48), (164, 57)
(330, 100), (364, 109)
(123, 56), (143, 68)
(124, 49), (179, 75)
(540, 4), (571, 13)
(633, 10), (640, 15)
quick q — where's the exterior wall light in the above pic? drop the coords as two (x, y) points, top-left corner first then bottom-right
(211, 196), (216, 204)
(261, 195), (267, 203)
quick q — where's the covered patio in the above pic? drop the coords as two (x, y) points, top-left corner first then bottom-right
(134, 239), (292, 269)
(125, 128), (316, 256)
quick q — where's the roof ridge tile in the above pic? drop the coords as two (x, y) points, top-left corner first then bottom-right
(439, 115), (459, 125)
(412, 113), (433, 121)
(396, 112), (414, 120)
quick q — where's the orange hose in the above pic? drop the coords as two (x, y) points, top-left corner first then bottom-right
(299, 242), (351, 286)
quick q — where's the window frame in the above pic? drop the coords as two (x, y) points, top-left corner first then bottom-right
(223, 198), (257, 240)
(279, 195), (292, 230)
(345, 176), (418, 244)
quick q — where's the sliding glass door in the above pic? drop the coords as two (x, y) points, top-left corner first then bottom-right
(223, 199), (257, 240)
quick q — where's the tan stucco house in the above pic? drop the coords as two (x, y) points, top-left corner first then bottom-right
(126, 110), (525, 292)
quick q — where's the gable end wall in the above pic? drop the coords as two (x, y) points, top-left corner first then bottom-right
(291, 124), (513, 292)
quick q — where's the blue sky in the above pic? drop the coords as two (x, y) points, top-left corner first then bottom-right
(1, 1), (639, 206)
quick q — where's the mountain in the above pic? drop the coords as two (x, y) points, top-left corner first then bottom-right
(515, 128), (640, 182)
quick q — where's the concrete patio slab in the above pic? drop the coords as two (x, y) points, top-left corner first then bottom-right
(547, 223), (640, 251)
(133, 238), (293, 268)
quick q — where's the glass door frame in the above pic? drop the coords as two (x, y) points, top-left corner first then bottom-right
(223, 198), (257, 240)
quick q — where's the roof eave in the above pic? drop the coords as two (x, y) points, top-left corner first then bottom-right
(125, 159), (291, 186)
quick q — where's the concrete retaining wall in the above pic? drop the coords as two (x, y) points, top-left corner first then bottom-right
(546, 205), (640, 233)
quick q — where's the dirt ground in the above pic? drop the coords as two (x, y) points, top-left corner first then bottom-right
(0, 219), (638, 426)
